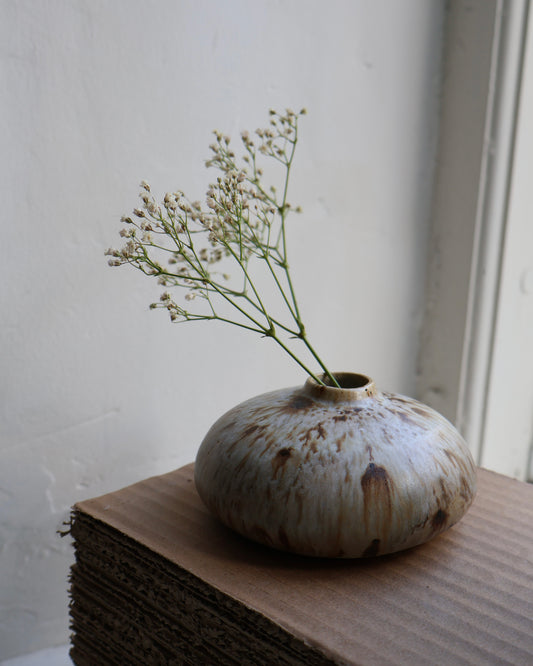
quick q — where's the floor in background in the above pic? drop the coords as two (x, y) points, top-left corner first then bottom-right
(1, 646), (71, 666)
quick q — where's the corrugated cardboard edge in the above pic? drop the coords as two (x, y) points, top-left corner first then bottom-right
(70, 508), (337, 665)
(74, 465), (533, 665)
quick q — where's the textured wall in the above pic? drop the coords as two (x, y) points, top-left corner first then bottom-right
(0, 0), (444, 659)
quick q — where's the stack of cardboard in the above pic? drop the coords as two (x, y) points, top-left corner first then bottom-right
(69, 464), (533, 665)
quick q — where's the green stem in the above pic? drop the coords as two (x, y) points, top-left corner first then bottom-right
(242, 215), (300, 325)
(269, 332), (324, 385)
(205, 282), (300, 337)
(219, 235), (274, 331)
(182, 312), (265, 335)
(206, 277), (267, 332)
(300, 334), (340, 388)
(278, 129), (302, 323)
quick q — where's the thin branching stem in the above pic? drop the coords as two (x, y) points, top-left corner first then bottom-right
(107, 109), (340, 388)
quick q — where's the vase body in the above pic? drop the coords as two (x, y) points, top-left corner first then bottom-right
(194, 373), (477, 558)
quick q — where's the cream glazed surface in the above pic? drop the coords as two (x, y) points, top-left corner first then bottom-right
(194, 374), (477, 557)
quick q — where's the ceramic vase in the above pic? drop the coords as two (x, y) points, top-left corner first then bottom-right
(194, 372), (477, 558)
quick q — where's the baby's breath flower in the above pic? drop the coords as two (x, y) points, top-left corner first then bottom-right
(107, 108), (339, 387)
(209, 248), (223, 263)
(146, 201), (159, 215)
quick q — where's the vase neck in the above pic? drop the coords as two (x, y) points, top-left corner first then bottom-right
(304, 372), (377, 403)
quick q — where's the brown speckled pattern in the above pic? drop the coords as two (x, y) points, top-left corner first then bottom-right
(194, 375), (477, 558)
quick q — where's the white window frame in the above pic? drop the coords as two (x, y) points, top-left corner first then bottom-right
(418, 0), (532, 480)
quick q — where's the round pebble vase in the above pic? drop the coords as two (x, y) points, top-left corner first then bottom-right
(194, 372), (477, 558)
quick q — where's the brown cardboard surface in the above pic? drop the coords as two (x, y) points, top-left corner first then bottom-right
(70, 510), (336, 665)
(75, 466), (533, 665)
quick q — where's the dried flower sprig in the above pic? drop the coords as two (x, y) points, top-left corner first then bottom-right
(106, 108), (340, 387)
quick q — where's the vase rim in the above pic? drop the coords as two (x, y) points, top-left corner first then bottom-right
(304, 372), (377, 402)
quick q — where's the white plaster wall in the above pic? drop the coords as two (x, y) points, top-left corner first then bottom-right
(0, 0), (444, 659)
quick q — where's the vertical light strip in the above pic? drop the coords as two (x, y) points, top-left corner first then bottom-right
(456, 0), (530, 465)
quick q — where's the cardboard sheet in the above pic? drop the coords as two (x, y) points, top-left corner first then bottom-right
(72, 465), (533, 665)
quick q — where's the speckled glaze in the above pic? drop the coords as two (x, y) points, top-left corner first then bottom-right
(194, 373), (477, 558)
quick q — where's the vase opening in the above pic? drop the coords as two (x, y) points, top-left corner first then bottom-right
(304, 372), (376, 402)
(323, 372), (371, 389)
